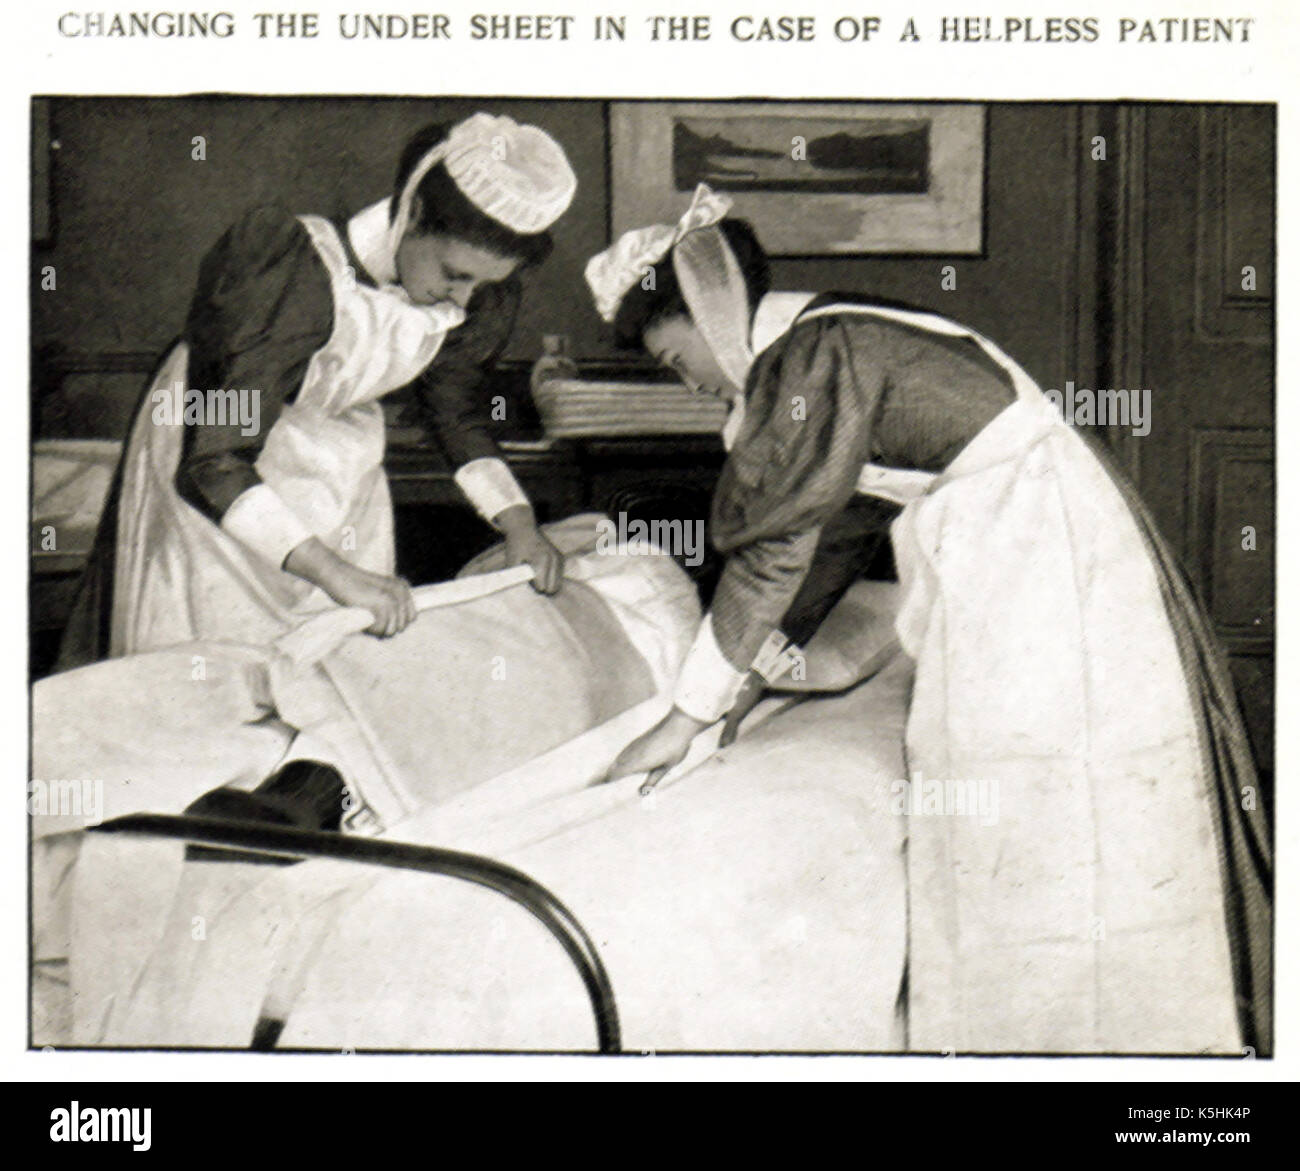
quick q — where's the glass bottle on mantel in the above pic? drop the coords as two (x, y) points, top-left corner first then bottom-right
(530, 333), (579, 398)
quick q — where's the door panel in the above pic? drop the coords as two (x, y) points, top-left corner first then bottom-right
(1112, 104), (1275, 775)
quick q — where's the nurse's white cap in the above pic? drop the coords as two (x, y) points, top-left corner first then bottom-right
(441, 112), (577, 234)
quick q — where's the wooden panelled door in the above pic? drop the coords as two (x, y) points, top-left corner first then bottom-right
(1105, 104), (1275, 795)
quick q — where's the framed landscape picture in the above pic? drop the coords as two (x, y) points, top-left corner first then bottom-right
(609, 101), (986, 255)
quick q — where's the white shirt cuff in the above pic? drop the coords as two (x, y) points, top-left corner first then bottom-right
(672, 614), (748, 723)
(454, 457), (530, 525)
(220, 483), (314, 568)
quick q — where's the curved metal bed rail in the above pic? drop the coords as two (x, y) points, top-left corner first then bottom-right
(89, 813), (621, 1053)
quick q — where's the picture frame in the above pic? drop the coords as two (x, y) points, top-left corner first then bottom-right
(609, 101), (986, 256)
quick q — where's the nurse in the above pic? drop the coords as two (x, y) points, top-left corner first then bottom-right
(60, 112), (576, 664)
(585, 184), (1272, 1054)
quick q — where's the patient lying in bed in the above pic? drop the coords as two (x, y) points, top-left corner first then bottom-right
(32, 514), (700, 838)
(32, 514), (911, 1051)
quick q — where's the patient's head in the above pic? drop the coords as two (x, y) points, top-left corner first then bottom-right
(614, 218), (770, 401)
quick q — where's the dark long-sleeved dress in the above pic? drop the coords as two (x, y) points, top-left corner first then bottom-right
(710, 292), (1017, 670)
(58, 204), (523, 668)
(676, 290), (1270, 1054)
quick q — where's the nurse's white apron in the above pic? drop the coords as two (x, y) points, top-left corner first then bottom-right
(112, 216), (459, 656)
(796, 301), (1241, 1053)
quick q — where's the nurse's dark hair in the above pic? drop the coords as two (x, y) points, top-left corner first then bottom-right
(391, 122), (553, 267)
(613, 218), (771, 349)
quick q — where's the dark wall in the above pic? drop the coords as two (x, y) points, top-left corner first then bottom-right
(33, 97), (609, 363)
(33, 99), (1091, 439)
(780, 103), (1085, 387)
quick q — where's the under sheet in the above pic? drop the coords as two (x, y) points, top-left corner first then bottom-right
(267, 551), (691, 829)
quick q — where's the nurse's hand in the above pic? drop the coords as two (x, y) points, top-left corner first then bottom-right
(285, 539), (417, 638)
(602, 708), (710, 785)
(330, 566), (418, 638)
(496, 505), (564, 595)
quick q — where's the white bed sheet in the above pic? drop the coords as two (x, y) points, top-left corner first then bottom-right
(93, 653), (913, 1052)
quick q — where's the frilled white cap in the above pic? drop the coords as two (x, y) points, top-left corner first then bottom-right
(348, 113), (576, 292)
(442, 112), (577, 234)
(584, 185), (756, 390)
(584, 185), (733, 322)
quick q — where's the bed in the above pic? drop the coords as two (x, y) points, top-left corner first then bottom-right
(31, 518), (911, 1052)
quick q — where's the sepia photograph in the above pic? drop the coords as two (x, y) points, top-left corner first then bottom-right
(26, 93), (1274, 1061)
